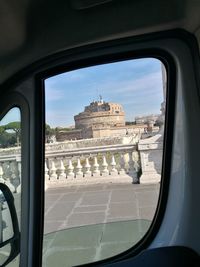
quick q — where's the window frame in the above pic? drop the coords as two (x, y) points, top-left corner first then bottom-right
(0, 91), (30, 267)
(3, 29), (199, 267)
(38, 45), (176, 266)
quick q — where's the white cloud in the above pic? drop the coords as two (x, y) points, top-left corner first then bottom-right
(0, 107), (21, 125)
(101, 71), (163, 96)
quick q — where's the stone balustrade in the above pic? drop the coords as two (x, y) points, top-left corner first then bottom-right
(0, 143), (140, 191)
(45, 143), (140, 189)
(0, 130), (163, 191)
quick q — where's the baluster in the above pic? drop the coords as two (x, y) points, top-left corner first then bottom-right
(3, 162), (9, 179)
(134, 161), (140, 173)
(134, 161), (140, 183)
(84, 157), (91, 177)
(44, 160), (50, 190)
(110, 154), (118, 175)
(92, 156), (100, 177)
(5, 161), (15, 193)
(10, 161), (17, 180)
(10, 161), (20, 190)
(101, 154), (109, 176)
(45, 161), (50, 180)
(119, 153), (126, 175)
(15, 157), (21, 193)
(67, 158), (74, 179)
(0, 164), (4, 183)
(75, 157), (83, 178)
(128, 151), (138, 183)
(50, 160), (57, 180)
(123, 152), (129, 173)
(59, 159), (66, 180)
(128, 152), (134, 173)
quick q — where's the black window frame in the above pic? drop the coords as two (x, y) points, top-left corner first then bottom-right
(38, 41), (176, 266)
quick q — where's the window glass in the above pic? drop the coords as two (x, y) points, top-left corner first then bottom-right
(43, 58), (166, 266)
(0, 107), (21, 266)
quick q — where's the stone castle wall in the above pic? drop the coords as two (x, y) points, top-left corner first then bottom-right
(74, 101), (125, 130)
(91, 125), (146, 139)
(75, 111), (125, 129)
(57, 129), (82, 141)
(57, 124), (147, 141)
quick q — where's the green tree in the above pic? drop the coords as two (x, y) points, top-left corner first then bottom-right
(0, 126), (5, 134)
(0, 125), (17, 148)
(45, 124), (56, 143)
(4, 121), (21, 146)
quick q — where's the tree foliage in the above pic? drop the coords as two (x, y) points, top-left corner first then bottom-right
(4, 121), (21, 133)
(0, 126), (4, 134)
(45, 124), (56, 143)
(0, 122), (57, 147)
(0, 121), (21, 148)
(125, 121), (136, 125)
(4, 121), (21, 146)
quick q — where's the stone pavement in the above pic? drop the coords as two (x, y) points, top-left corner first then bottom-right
(44, 183), (160, 234)
(43, 183), (160, 267)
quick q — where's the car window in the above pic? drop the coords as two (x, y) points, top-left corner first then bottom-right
(43, 58), (166, 266)
(0, 108), (21, 267)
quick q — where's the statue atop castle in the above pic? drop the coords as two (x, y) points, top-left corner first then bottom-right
(99, 94), (103, 103)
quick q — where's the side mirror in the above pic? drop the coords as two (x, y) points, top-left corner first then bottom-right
(0, 183), (20, 266)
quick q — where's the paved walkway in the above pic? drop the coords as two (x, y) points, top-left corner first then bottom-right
(43, 183), (160, 266)
(44, 183), (160, 234)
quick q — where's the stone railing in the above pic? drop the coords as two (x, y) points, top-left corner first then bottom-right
(0, 129), (163, 191)
(138, 131), (163, 184)
(0, 142), (140, 192)
(0, 154), (21, 193)
(45, 143), (140, 188)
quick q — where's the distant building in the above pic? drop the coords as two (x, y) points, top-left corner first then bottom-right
(135, 114), (160, 125)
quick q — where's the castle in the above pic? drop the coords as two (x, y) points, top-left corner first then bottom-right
(56, 98), (146, 141)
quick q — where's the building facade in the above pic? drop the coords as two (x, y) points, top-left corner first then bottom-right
(74, 100), (125, 129)
(56, 100), (147, 140)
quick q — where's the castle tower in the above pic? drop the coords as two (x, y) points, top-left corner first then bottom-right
(74, 101), (125, 130)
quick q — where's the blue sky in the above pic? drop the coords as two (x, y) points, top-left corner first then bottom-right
(0, 58), (164, 127)
(45, 58), (164, 127)
(0, 108), (20, 126)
